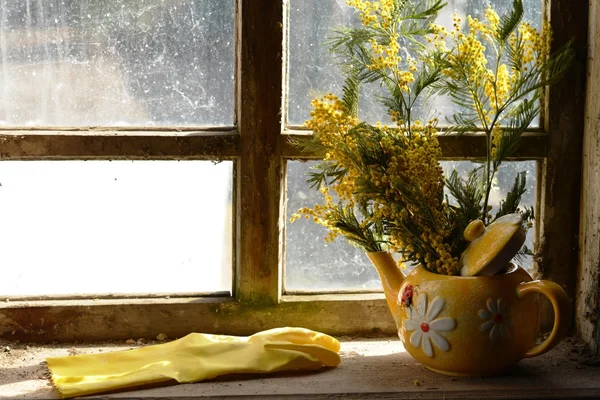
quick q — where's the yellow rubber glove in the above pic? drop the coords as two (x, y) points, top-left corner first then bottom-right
(46, 327), (341, 398)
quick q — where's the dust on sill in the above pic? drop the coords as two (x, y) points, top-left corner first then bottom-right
(1, 336), (599, 399)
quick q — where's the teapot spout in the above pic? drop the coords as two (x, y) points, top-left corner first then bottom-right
(367, 252), (405, 323)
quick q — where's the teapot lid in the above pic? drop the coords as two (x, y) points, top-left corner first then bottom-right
(459, 213), (526, 277)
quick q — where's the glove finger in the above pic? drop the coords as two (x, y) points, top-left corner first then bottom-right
(264, 342), (341, 367)
(249, 327), (341, 353)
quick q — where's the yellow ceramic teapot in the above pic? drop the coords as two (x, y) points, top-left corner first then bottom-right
(367, 251), (569, 376)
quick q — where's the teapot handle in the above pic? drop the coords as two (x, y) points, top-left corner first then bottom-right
(516, 280), (570, 358)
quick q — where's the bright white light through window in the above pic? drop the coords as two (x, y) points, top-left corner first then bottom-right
(0, 160), (232, 297)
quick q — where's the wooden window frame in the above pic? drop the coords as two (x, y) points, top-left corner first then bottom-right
(0, 0), (590, 343)
(577, 0), (600, 355)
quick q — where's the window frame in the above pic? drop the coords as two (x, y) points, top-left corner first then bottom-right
(576, 0), (600, 355)
(0, 0), (590, 343)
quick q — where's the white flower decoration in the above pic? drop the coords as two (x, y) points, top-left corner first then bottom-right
(402, 292), (456, 358)
(479, 298), (511, 340)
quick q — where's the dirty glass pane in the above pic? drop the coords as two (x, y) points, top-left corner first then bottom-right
(285, 160), (537, 291)
(288, 0), (542, 127)
(285, 160), (380, 292)
(0, 0), (234, 127)
(0, 160), (232, 297)
(441, 160), (537, 272)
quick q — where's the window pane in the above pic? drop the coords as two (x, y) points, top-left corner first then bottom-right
(285, 160), (537, 291)
(0, 160), (232, 297)
(285, 161), (380, 292)
(440, 160), (537, 272)
(287, 0), (542, 127)
(0, 0), (234, 127)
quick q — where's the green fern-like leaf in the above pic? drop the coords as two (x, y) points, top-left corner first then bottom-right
(380, 82), (410, 122)
(495, 0), (524, 44)
(512, 244), (534, 264)
(327, 203), (387, 252)
(494, 171), (527, 220)
(448, 112), (479, 135)
(397, 0), (447, 39)
(507, 41), (574, 107)
(506, 29), (525, 72)
(342, 72), (361, 118)
(307, 161), (347, 189)
(411, 55), (445, 101)
(401, 0), (446, 21)
(493, 95), (539, 168)
(328, 27), (379, 57)
(445, 168), (485, 223)
(287, 136), (329, 156)
(521, 205), (534, 222)
(543, 40), (576, 85)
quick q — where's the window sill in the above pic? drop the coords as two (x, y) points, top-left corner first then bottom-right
(2, 337), (599, 399)
(0, 296), (394, 341)
(0, 339), (600, 399)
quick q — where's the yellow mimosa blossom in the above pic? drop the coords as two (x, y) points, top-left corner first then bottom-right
(296, 92), (460, 274)
(346, 0), (394, 29)
(485, 6), (500, 31)
(346, 0), (415, 92)
(490, 125), (503, 162)
(292, 0), (566, 275)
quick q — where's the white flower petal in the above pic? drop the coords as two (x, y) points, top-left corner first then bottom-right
(487, 298), (497, 314)
(422, 334), (433, 357)
(429, 331), (450, 352)
(417, 293), (427, 318)
(497, 298), (505, 313)
(480, 320), (494, 332)
(426, 296), (445, 321)
(404, 319), (418, 332)
(478, 309), (492, 320)
(429, 317), (456, 332)
(490, 323), (500, 340)
(410, 330), (423, 348)
(499, 323), (510, 338)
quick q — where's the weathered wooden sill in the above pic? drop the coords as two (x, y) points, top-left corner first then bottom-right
(2, 337), (599, 399)
(0, 295), (396, 342)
